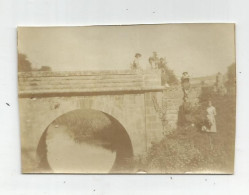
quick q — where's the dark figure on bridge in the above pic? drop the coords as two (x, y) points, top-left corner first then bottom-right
(181, 72), (190, 100)
(148, 52), (160, 69)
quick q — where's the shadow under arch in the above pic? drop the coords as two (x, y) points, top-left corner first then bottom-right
(36, 109), (134, 173)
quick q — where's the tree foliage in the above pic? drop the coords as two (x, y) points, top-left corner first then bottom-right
(163, 66), (179, 85)
(226, 63), (236, 87)
(18, 53), (52, 72)
(148, 52), (179, 85)
(39, 66), (52, 71)
(18, 53), (32, 72)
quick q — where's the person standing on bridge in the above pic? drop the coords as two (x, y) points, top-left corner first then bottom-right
(148, 57), (156, 69)
(181, 72), (190, 101)
(148, 52), (160, 69)
(131, 53), (142, 70)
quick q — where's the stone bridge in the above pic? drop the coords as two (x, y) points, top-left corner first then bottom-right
(18, 70), (186, 172)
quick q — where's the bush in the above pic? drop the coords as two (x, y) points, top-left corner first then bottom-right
(39, 66), (52, 71)
(18, 53), (52, 72)
(226, 63), (236, 87)
(18, 53), (32, 72)
(161, 66), (179, 85)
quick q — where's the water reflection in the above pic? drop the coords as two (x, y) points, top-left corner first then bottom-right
(46, 124), (116, 173)
(37, 109), (133, 173)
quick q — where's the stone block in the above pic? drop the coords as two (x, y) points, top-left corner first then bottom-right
(136, 120), (143, 129)
(166, 113), (178, 120)
(146, 123), (152, 129)
(145, 100), (153, 106)
(168, 121), (177, 129)
(145, 108), (151, 115)
(166, 109), (178, 114)
(150, 123), (162, 130)
(147, 115), (157, 122)
(144, 92), (151, 99)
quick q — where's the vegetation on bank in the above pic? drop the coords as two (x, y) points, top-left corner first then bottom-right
(135, 64), (236, 173)
(136, 94), (235, 173)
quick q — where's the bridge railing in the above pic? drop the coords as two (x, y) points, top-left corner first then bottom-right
(18, 70), (164, 97)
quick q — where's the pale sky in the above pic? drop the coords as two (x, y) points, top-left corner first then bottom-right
(18, 24), (235, 77)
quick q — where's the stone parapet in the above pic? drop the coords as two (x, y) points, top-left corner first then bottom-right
(18, 70), (163, 97)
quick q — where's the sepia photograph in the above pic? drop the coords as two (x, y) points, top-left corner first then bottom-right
(17, 24), (236, 174)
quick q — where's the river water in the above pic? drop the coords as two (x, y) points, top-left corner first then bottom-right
(46, 125), (116, 173)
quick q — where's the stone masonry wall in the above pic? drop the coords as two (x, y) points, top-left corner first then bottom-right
(142, 85), (204, 151)
(144, 91), (164, 149)
(162, 85), (203, 131)
(163, 86), (183, 130)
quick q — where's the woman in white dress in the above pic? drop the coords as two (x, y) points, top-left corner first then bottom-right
(206, 101), (217, 133)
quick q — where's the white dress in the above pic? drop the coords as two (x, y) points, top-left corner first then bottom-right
(206, 106), (217, 133)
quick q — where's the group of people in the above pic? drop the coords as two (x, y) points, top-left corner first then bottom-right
(148, 52), (167, 70)
(130, 52), (171, 87)
(130, 52), (167, 70)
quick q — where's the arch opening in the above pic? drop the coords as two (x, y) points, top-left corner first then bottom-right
(36, 109), (134, 173)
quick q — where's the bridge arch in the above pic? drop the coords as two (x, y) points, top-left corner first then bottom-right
(36, 109), (134, 173)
